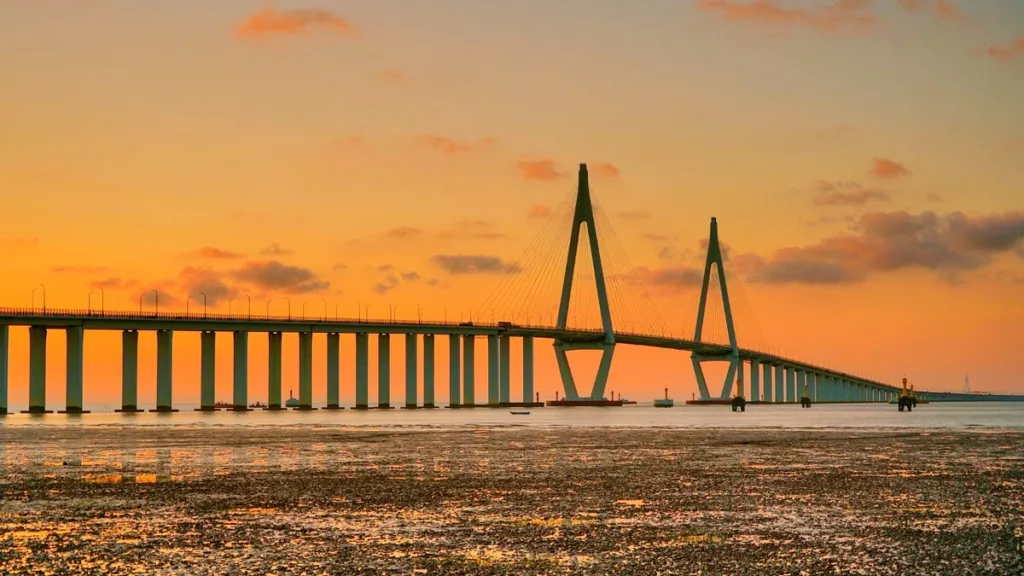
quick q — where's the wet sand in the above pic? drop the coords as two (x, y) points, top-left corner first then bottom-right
(1, 427), (1022, 575)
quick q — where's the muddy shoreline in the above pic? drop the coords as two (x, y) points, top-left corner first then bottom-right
(1, 427), (1022, 574)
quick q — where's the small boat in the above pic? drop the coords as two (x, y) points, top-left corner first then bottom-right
(284, 389), (300, 408)
(509, 410), (530, 415)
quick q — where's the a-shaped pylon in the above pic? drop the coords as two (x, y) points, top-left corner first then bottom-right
(691, 217), (741, 400)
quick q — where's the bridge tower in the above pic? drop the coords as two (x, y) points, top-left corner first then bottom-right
(692, 217), (741, 400)
(552, 163), (615, 401)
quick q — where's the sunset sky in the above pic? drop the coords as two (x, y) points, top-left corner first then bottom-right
(1, 0), (1022, 409)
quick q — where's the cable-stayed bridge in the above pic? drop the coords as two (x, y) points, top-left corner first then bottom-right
(0, 164), (1016, 414)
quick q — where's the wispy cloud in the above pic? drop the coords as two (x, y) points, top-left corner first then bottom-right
(418, 135), (494, 155)
(237, 7), (359, 37)
(260, 242), (293, 256)
(591, 162), (620, 179)
(431, 254), (521, 275)
(697, 0), (877, 33)
(813, 181), (890, 206)
(527, 204), (552, 219)
(869, 157), (911, 179)
(988, 37), (1024, 62)
(517, 159), (564, 181)
(194, 247), (244, 260)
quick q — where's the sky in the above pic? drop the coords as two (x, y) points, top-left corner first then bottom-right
(1, 0), (1023, 409)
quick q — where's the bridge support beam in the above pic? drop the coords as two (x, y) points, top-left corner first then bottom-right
(298, 331), (313, 409)
(762, 363), (773, 402)
(119, 330), (139, 412)
(377, 334), (391, 408)
(405, 333), (418, 408)
(423, 334), (435, 408)
(463, 335), (475, 405)
(153, 330), (175, 412)
(448, 334), (460, 406)
(326, 333), (340, 409)
(199, 331), (216, 410)
(523, 336), (534, 403)
(0, 325), (7, 415)
(774, 364), (784, 404)
(487, 335), (499, 406)
(233, 331), (248, 410)
(499, 335), (510, 404)
(355, 333), (369, 408)
(64, 326), (84, 413)
(786, 367), (796, 403)
(268, 332), (282, 409)
(750, 359), (760, 403)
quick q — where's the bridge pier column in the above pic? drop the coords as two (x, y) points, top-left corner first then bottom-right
(153, 330), (174, 412)
(523, 336), (534, 403)
(268, 332), (282, 408)
(807, 372), (817, 401)
(298, 331), (313, 409)
(796, 370), (806, 402)
(64, 326), (84, 413)
(750, 359), (760, 402)
(355, 333), (369, 408)
(377, 334), (391, 408)
(463, 335), (475, 406)
(233, 331), (248, 409)
(120, 330), (139, 412)
(0, 325), (7, 415)
(327, 333), (340, 408)
(405, 333), (417, 408)
(499, 335), (510, 404)
(487, 335), (499, 406)
(774, 364), (784, 403)
(762, 363), (773, 402)
(25, 326), (48, 413)
(785, 367), (796, 403)
(448, 334), (460, 406)
(423, 334), (435, 408)
(199, 331), (216, 410)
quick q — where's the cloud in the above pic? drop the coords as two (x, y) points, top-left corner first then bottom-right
(236, 7), (358, 37)
(260, 242), (293, 256)
(51, 265), (108, 274)
(0, 237), (39, 249)
(591, 162), (620, 179)
(518, 159), (564, 181)
(195, 246), (243, 260)
(527, 204), (552, 219)
(897, 0), (930, 11)
(633, 265), (704, 289)
(372, 269), (422, 294)
(697, 0), (877, 32)
(418, 135), (494, 155)
(381, 70), (407, 82)
(231, 261), (329, 293)
(736, 210), (1024, 285)
(402, 271), (421, 281)
(431, 255), (521, 275)
(387, 226), (422, 239)
(813, 180), (890, 206)
(618, 210), (652, 220)
(140, 289), (179, 308)
(699, 238), (733, 261)
(89, 277), (136, 290)
(925, 192), (943, 202)
(332, 262), (347, 271)
(178, 267), (237, 306)
(437, 220), (507, 240)
(376, 264), (393, 272)
(934, 0), (964, 20)
(988, 37), (1024, 62)
(869, 158), (911, 179)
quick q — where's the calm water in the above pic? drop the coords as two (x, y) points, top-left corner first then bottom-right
(1, 402), (1020, 429)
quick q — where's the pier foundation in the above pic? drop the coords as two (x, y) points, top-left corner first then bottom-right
(355, 333), (369, 408)
(326, 333), (341, 409)
(233, 330), (249, 410)
(462, 335), (475, 406)
(405, 333), (417, 408)
(377, 334), (391, 408)
(447, 334), (460, 407)
(423, 334), (435, 408)
(197, 331), (216, 411)
(61, 326), (87, 414)
(266, 332), (282, 409)
(24, 326), (50, 413)
(0, 325), (7, 415)
(151, 330), (177, 412)
(117, 330), (139, 412)
(297, 331), (314, 410)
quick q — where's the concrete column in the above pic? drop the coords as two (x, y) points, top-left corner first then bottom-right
(750, 359), (760, 403)
(807, 372), (817, 401)
(785, 367), (796, 403)
(120, 330), (138, 411)
(356, 333), (369, 408)
(448, 334), (460, 406)
(522, 336), (534, 404)
(797, 370), (806, 399)
(499, 335), (510, 404)
(487, 335), (499, 406)
(233, 331), (248, 409)
(377, 333), (391, 408)
(27, 326), (47, 413)
(199, 331), (216, 410)
(762, 362), (773, 402)
(405, 333), (417, 408)
(423, 334), (435, 408)
(774, 364), (784, 403)
(326, 333), (340, 408)
(64, 326), (84, 413)
(268, 332), (282, 408)
(155, 330), (174, 412)
(463, 335), (475, 406)
(299, 331), (313, 409)
(0, 325), (7, 415)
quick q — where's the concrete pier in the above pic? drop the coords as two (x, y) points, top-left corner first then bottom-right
(807, 372), (817, 401)
(326, 333), (340, 409)
(118, 330), (139, 412)
(62, 326), (86, 413)
(233, 330), (249, 410)
(774, 364), (784, 404)
(0, 325), (7, 415)
(377, 333), (391, 408)
(267, 331), (282, 409)
(405, 333), (417, 408)
(25, 326), (48, 413)
(298, 331), (314, 409)
(487, 334), (499, 406)
(786, 366), (796, 403)
(796, 370), (806, 402)
(448, 333), (460, 406)
(498, 335), (510, 404)
(463, 335), (475, 406)
(522, 336), (534, 404)
(423, 334), (435, 408)
(762, 362), (773, 402)
(153, 329), (176, 412)
(198, 331), (216, 411)
(356, 333), (369, 408)
(750, 358), (760, 403)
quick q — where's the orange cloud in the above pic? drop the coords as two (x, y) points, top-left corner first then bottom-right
(418, 135), (493, 155)
(381, 70), (407, 82)
(195, 247), (243, 259)
(897, 0), (930, 11)
(527, 204), (552, 218)
(517, 159), (564, 181)
(387, 226), (422, 238)
(869, 158), (911, 179)
(813, 181), (890, 206)
(591, 162), (621, 179)
(236, 7), (358, 37)
(934, 0), (964, 20)
(697, 0), (877, 32)
(988, 37), (1024, 62)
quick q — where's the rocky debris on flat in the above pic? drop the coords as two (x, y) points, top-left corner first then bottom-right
(0, 427), (1022, 575)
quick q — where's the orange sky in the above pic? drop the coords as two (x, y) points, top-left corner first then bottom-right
(1, 1), (1022, 408)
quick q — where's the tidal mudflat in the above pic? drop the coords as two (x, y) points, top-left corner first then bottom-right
(1, 426), (1022, 575)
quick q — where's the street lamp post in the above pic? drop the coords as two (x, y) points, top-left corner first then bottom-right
(285, 297), (291, 320)
(31, 284), (46, 313)
(443, 305), (447, 323)
(200, 292), (207, 318)
(186, 296), (191, 316)
(229, 296), (235, 316)
(139, 293), (144, 314)
(88, 290), (94, 314)
(356, 301), (362, 321)
(266, 299), (272, 318)
(302, 300), (308, 319)
(321, 298), (327, 320)
(335, 303), (339, 320)
(417, 306), (424, 322)
(153, 289), (159, 316)
(246, 293), (251, 318)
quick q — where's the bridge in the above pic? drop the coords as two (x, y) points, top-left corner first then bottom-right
(0, 164), (1017, 414)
